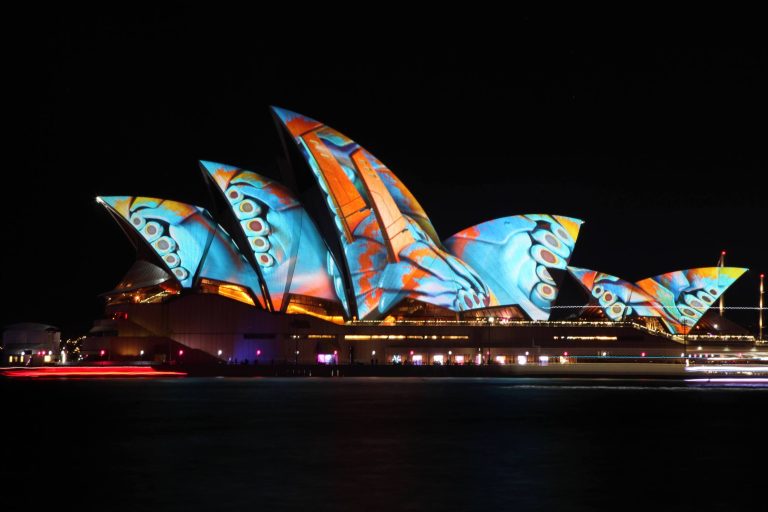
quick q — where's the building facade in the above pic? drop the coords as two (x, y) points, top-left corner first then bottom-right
(83, 108), (752, 364)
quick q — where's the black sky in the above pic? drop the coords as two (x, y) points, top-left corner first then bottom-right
(4, 9), (766, 336)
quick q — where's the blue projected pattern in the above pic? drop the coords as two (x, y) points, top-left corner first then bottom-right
(445, 215), (583, 320)
(201, 161), (348, 313)
(568, 266), (748, 333)
(98, 196), (264, 307)
(98, 107), (749, 330)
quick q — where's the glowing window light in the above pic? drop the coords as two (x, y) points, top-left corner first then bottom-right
(433, 354), (444, 365)
(516, 355), (527, 365)
(495, 355), (506, 365)
(317, 354), (334, 364)
(412, 355), (423, 365)
(539, 355), (549, 365)
(455, 355), (465, 365)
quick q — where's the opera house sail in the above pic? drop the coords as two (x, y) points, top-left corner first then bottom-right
(90, 107), (750, 363)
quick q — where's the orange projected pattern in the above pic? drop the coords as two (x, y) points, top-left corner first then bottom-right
(303, 132), (369, 242)
(351, 149), (414, 260)
(273, 107), (492, 319)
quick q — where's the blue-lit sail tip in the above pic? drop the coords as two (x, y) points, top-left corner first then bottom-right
(271, 105), (303, 123)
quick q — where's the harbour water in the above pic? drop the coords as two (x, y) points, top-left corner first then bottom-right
(2, 377), (766, 511)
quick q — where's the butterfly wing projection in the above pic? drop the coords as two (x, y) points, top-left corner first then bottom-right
(568, 266), (748, 333)
(567, 267), (659, 321)
(98, 196), (265, 306)
(272, 107), (491, 319)
(445, 215), (583, 320)
(635, 267), (748, 334)
(201, 161), (348, 314)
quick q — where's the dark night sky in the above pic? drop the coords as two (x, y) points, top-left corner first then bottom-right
(3, 9), (766, 336)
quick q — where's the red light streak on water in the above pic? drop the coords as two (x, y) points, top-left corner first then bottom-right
(1, 366), (186, 378)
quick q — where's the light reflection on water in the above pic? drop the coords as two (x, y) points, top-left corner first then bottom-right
(2, 377), (767, 511)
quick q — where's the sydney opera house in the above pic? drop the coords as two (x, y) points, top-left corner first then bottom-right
(86, 107), (754, 365)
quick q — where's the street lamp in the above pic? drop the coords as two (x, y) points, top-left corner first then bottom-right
(760, 273), (764, 342)
(487, 317), (495, 365)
